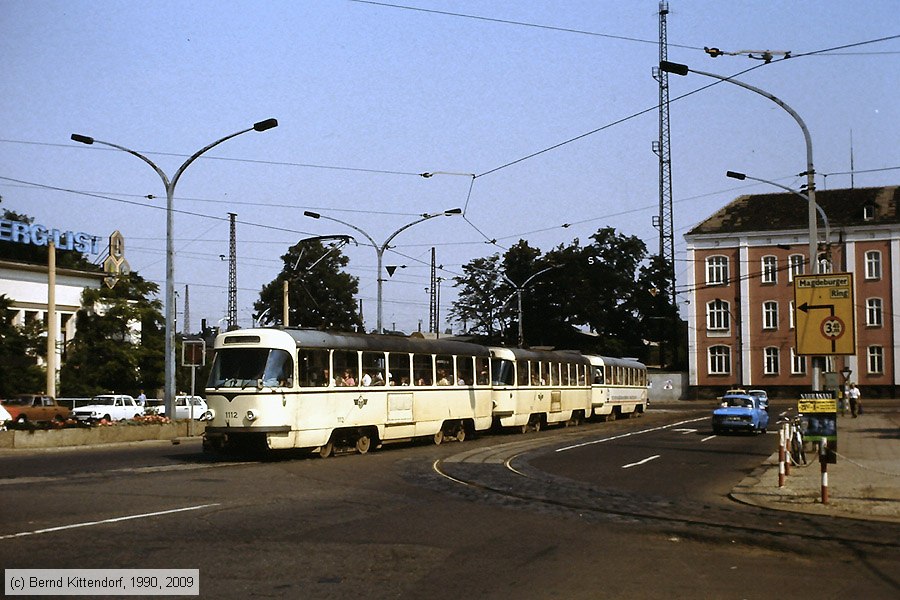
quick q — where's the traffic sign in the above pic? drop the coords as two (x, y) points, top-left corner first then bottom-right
(793, 273), (855, 355)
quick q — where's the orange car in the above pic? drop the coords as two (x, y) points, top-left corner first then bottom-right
(1, 395), (71, 424)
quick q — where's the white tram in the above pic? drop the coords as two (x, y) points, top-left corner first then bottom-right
(489, 347), (593, 432)
(202, 327), (649, 456)
(587, 355), (649, 419)
(203, 328), (492, 456)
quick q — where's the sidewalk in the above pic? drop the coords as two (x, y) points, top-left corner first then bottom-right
(730, 409), (900, 523)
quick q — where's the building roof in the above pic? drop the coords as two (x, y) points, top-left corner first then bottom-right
(686, 185), (900, 236)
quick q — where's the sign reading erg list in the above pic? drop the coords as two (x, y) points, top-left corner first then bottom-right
(793, 273), (856, 355)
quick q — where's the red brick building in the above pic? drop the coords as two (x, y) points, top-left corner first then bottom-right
(684, 185), (899, 398)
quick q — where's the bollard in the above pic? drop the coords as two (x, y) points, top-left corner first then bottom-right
(784, 422), (792, 476)
(778, 425), (786, 487)
(820, 440), (829, 504)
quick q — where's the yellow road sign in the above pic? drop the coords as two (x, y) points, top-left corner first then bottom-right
(793, 273), (856, 355)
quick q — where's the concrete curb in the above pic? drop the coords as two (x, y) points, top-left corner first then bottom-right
(0, 422), (205, 450)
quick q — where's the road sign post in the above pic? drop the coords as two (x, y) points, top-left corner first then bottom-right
(793, 273), (856, 355)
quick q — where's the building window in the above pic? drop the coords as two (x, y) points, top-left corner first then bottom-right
(764, 347), (780, 375)
(818, 256), (832, 273)
(865, 250), (882, 280)
(706, 299), (731, 332)
(708, 345), (731, 375)
(788, 300), (796, 329)
(863, 204), (875, 221)
(867, 346), (884, 374)
(791, 349), (806, 375)
(706, 255), (729, 285)
(763, 301), (778, 330)
(788, 254), (805, 281)
(761, 255), (777, 284)
(866, 298), (883, 327)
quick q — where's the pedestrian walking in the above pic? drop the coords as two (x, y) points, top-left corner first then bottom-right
(847, 382), (861, 418)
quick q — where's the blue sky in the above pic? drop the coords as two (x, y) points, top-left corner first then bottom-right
(2, 1), (898, 332)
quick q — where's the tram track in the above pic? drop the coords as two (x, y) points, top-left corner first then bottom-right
(422, 420), (900, 552)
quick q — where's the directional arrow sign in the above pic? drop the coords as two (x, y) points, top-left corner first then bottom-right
(793, 273), (856, 355)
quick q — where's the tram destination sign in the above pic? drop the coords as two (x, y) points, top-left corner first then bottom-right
(793, 273), (856, 356)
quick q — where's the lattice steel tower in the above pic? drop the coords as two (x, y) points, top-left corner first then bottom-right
(652, 1), (676, 304)
(183, 284), (190, 334)
(429, 247), (437, 333)
(227, 212), (238, 329)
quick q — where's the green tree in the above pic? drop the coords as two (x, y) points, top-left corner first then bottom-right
(59, 274), (164, 397)
(450, 227), (681, 361)
(448, 254), (507, 339)
(554, 227), (650, 357)
(0, 294), (45, 395)
(254, 239), (362, 331)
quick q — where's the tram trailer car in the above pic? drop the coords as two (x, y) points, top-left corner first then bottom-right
(203, 328), (493, 456)
(489, 347), (593, 432)
(587, 355), (648, 420)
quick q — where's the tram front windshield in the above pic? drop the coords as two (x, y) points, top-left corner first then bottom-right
(208, 348), (294, 388)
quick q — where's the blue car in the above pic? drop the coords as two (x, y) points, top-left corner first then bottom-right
(712, 393), (769, 434)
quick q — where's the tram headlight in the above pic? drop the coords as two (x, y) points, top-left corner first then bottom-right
(246, 409), (258, 422)
(199, 410), (214, 421)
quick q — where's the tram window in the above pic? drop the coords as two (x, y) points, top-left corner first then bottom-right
(517, 361), (530, 386)
(550, 363), (561, 386)
(529, 362), (540, 385)
(298, 349), (330, 387)
(388, 353), (411, 386)
(361, 351), (386, 386)
(476, 357), (490, 385)
(413, 354), (433, 386)
(593, 367), (603, 385)
(562, 364), (571, 386)
(456, 356), (475, 386)
(333, 350), (359, 386)
(576, 365), (586, 385)
(435, 355), (453, 385)
(260, 349), (293, 387)
(491, 358), (514, 386)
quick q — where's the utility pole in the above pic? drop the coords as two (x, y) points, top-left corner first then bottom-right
(429, 247), (437, 333)
(227, 212), (237, 330)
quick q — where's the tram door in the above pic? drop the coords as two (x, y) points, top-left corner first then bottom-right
(550, 390), (562, 413)
(387, 392), (413, 423)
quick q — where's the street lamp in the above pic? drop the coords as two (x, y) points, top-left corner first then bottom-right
(501, 265), (558, 348)
(726, 170), (831, 259)
(72, 118), (278, 417)
(303, 208), (462, 334)
(659, 61), (818, 275)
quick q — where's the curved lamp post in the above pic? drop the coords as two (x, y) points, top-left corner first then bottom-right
(501, 265), (558, 348)
(659, 61), (818, 275)
(71, 118), (278, 416)
(726, 170), (831, 258)
(304, 208), (462, 334)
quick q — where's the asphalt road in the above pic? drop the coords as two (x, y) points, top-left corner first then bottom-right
(2, 405), (898, 599)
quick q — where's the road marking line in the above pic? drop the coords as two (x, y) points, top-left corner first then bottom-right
(0, 503), (221, 541)
(555, 416), (707, 453)
(700, 435), (717, 442)
(622, 455), (661, 469)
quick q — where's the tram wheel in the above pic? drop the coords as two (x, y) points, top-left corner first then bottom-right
(531, 418), (542, 433)
(355, 434), (371, 454)
(455, 425), (466, 443)
(318, 440), (334, 458)
(433, 429), (444, 445)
